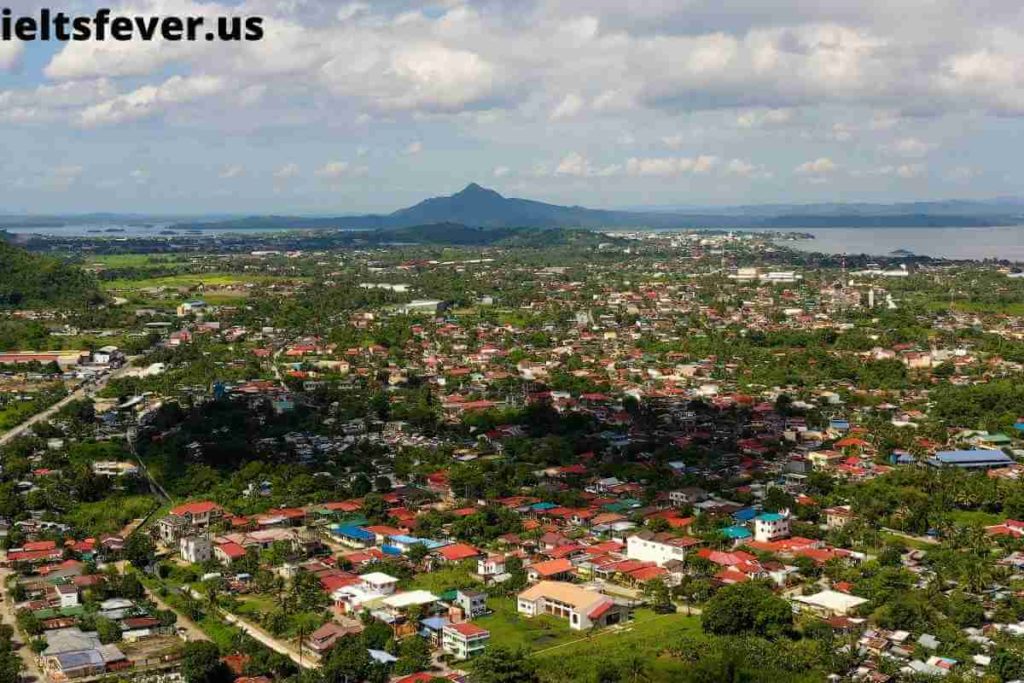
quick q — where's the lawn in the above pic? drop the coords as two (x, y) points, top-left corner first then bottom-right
(84, 254), (193, 268)
(234, 593), (277, 618)
(408, 565), (480, 594)
(532, 609), (703, 682)
(100, 273), (267, 290)
(100, 272), (310, 293)
(474, 597), (578, 652)
(474, 601), (705, 682)
(948, 509), (1003, 527)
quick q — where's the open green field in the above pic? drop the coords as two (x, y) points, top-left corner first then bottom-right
(532, 609), (702, 681)
(66, 494), (160, 536)
(947, 508), (1003, 526)
(100, 273), (282, 290)
(474, 597), (578, 651)
(474, 600), (705, 682)
(84, 254), (196, 268)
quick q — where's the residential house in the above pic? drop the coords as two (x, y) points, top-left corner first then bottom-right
(517, 581), (628, 631)
(626, 532), (700, 567)
(441, 622), (490, 659)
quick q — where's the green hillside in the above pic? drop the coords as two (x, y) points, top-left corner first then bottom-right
(0, 238), (104, 309)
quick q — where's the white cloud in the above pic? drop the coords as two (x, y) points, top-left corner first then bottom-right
(625, 155), (718, 176)
(219, 165), (245, 179)
(404, 141), (423, 156)
(0, 41), (24, 71)
(946, 165), (977, 182)
(550, 93), (585, 120)
(492, 165), (510, 178)
(274, 163), (300, 180)
(337, 3), (370, 22)
(736, 108), (793, 128)
(554, 152), (620, 177)
(662, 134), (685, 150)
(315, 161), (367, 181)
(724, 159), (759, 177)
(78, 74), (225, 127)
(875, 163), (925, 179)
(882, 137), (936, 158)
(795, 157), (837, 175)
(829, 123), (854, 142)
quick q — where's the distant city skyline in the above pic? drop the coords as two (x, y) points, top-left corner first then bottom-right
(0, 0), (1022, 213)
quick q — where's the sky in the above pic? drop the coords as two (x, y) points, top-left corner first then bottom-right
(0, 0), (1022, 214)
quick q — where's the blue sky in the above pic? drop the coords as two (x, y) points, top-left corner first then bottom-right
(0, 0), (1022, 214)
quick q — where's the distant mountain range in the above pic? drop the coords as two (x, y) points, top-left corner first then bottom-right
(163, 184), (1023, 231)
(3, 184), (1024, 232)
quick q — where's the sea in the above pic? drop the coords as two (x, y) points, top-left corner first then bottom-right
(769, 225), (1024, 262)
(6, 222), (1024, 262)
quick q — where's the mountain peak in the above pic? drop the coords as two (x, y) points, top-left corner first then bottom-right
(454, 182), (503, 199)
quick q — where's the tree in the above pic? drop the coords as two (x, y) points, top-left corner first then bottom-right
(701, 582), (792, 639)
(124, 532), (156, 569)
(351, 474), (372, 497)
(95, 617), (121, 644)
(15, 609), (42, 637)
(405, 543), (429, 566)
(643, 579), (672, 612)
(181, 641), (231, 683)
(471, 646), (539, 683)
(394, 635), (431, 675)
(321, 635), (373, 682)
(993, 649), (1024, 682)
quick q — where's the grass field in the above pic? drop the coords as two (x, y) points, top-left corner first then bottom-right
(474, 597), (578, 651)
(474, 600), (704, 682)
(100, 273), (275, 290)
(948, 509), (1004, 526)
(66, 494), (160, 536)
(84, 254), (195, 268)
(533, 609), (702, 681)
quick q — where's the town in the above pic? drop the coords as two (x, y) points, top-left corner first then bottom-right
(3, 227), (1024, 683)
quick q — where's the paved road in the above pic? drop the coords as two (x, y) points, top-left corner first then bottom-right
(114, 562), (208, 644)
(181, 586), (317, 670)
(221, 611), (318, 670)
(0, 567), (45, 682)
(0, 362), (137, 447)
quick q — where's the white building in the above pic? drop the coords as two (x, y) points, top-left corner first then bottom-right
(55, 584), (79, 608)
(792, 590), (868, 617)
(180, 536), (212, 564)
(626, 532), (698, 567)
(441, 622), (490, 659)
(517, 581), (626, 631)
(753, 512), (791, 542)
(331, 572), (400, 613)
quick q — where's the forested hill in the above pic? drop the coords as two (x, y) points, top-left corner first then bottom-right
(164, 183), (1024, 232)
(0, 237), (104, 309)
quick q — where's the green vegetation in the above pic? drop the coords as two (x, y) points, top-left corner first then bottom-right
(0, 239), (103, 309)
(66, 494), (158, 536)
(475, 598), (577, 652)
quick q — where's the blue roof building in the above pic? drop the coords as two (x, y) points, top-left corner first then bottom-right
(330, 525), (375, 547)
(733, 507), (757, 522)
(755, 512), (786, 522)
(927, 449), (1014, 469)
(721, 525), (752, 540)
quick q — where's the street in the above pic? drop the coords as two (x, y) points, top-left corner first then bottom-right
(0, 567), (44, 682)
(0, 361), (139, 447)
